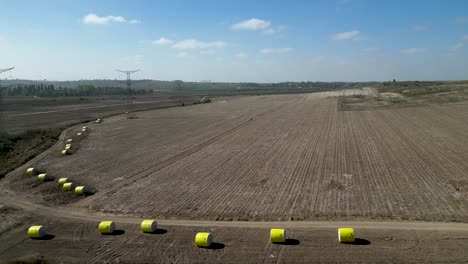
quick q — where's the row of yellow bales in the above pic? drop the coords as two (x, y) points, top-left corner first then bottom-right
(27, 221), (356, 246)
(61, 125), (92, 156)
(27, 167), (88, 195)
(34, 120), (102, 189)
(59, 120), (102, 187)
(63, 117), (102, 156)
(28, 120), (105, 238)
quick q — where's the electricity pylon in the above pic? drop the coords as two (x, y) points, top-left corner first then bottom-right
(0, 67), (14, 120)
(116, 69), (140, 118)
(0, 67), (14, 89)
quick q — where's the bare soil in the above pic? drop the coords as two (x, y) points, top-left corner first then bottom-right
(2, 90), (467, 222)
(1, 88), (468, 262)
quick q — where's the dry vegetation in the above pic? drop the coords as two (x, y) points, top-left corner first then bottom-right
(339, 81), (468, 111)
(4, 88), (468, 222)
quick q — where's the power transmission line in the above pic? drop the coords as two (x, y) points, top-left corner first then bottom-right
(0, 67), (14, 74)
(0, 67), (14, 120)
(116, 69), (140, 119)
(0, 67), (14, 89)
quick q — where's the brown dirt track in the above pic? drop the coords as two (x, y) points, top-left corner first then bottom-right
(1, 89), (468, 263)
(1, 195), (468, 263)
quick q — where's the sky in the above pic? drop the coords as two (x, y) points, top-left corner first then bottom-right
(1, 0), (468, 82)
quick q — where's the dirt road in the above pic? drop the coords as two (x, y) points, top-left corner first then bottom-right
(2, 189), (468, 231)
(1, 188), (468, 263)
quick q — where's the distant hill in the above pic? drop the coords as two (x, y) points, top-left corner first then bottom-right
(1, 79), (379, 93)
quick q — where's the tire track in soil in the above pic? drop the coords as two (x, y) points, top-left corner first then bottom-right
(203, 96), (306, 220)
(148, 103), (284, 216)
(366, 109), (463, 219)
(265, 97), (318, 220)
(74, 101), (291, 208)
(83, 99), (296, 214)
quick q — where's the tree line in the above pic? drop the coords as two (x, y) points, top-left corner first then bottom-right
(2, 84), (153, 97)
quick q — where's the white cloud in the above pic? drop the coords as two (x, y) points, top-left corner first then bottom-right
(401, 48), (427, 54)
(261, 26), (287, 36)
(464, 35), (468, 40)
(82, 13), (140, 25)
(448, 43), (464, 53)
(411, 23), (431, 32)
(152, 37), (173, 45)
(172, 39), (225, 49)
(260, 48), (293, 54)
(351, 36), (367, 42)
(235, 52), (247, 59)
(455, 17), (468, 23)
(231, 18), (285, 37)
(331, 30), (360, 41)
(176, 52), (189, 58)
(231, 18), (271, 30)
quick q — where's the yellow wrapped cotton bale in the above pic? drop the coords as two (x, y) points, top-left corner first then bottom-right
(28, 225), (47, 238)
(99, 221), (116, 234)
(63, 182), (75, 191)
(195, 232), (213, 248)
(77, 132), (82, 136)
(96, 118), (102, 123)
(27, 168), (37, 175)
(65, 144), (72, 150)
(58, 178), (68, 186)
(74, 186), (87, 195)
(81, 128), (87, 132)
(141, 220), (157, 233)
(82, 126), (87, 129)
(61, 149), (70, 155)
(37, 173), (48, 181)
(66, 138), (72, 143)
(270, 229), (286, 243)
(338, 228), (355, 243)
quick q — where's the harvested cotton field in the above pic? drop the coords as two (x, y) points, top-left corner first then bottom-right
(4, 89), (468, 222)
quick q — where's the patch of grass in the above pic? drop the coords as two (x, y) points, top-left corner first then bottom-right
(0, 129), (62, 179)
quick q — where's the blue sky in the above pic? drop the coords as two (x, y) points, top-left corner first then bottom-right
(1, 0), (467, 82)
